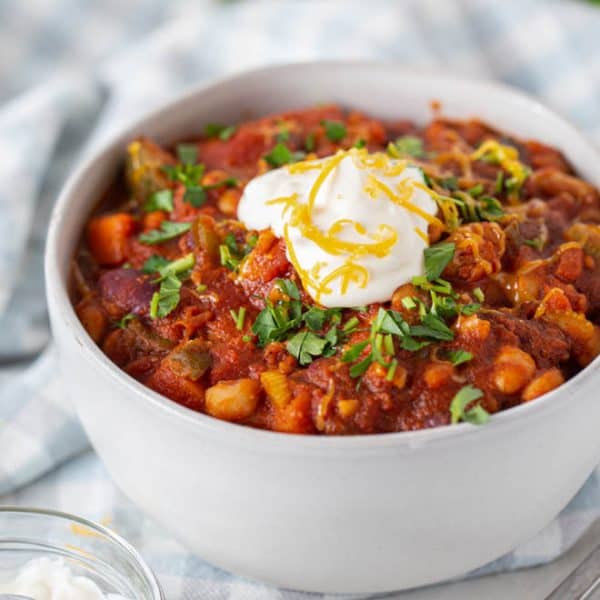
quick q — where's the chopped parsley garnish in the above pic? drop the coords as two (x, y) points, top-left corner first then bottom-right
(276, 125), (290, 142)
(342, 307), (436, 379)
(139, 221), (192, 245)
(219, 233), (242, 271)
(390, 135), (426, 158)
(495, 171), (504, 194)
(154, 253), (195, 279)
(353, 138), (366, 149)
(321, 120), (347, 142)
(163, 161), (205, 187)
(142, 255), (170, 273)
(446, 349), (473, 366)
(439, 176), (459, 191)
(144, 189), (174, 213)
(410, 312), (454, 341)
(147, 253), (195, 320)
(343, 316), (360, 332)
(304, 133), (316, 152)
(287, 331), (331, 366)
(184, 186), (206, 207)
(342, 238), (482, 381)
(524, 237), (545, 251)
(150, 275), (183, 319)
(473, 287), (485, 302)
(230, 307), (247, 331)
(401, 296), (417, 310)
(204, 123), (237, 140)
(219, 244), (240, 271)
(276, 277), (301, 300)
(116, 313), (136, 329)
(176, 144), (198, 165)
(162, 150), (236, 208)
(196, 283), (207, 292)
(264, 142), (306, 168)
(250, 279), (347, 365)
(468, 183), (484, 197)
(424, 242), (455, 281)
(450, 385), (489, 425)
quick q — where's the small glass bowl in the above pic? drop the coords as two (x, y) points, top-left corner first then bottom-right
(0, 507), (163, 599)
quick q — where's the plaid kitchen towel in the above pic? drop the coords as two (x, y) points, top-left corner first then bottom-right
(1, 0), (600, 598)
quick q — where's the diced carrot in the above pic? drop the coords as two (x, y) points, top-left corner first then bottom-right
(87, 213), (136, 266)
(142, 210), (165, 231)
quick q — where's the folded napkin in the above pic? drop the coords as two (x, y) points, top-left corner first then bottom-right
(2, 1), (600, 597)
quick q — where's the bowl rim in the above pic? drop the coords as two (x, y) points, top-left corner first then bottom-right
(45, 59), (600, 453)
(0, 506), (164, 599)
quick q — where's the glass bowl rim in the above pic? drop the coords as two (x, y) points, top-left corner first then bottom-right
(0, 505), (164, 600)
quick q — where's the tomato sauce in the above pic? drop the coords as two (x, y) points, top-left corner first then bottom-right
(72, 105), (600, 434)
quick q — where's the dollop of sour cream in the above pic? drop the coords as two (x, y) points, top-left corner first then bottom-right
(238, 148), (437, 307)
(0, 558), (130, 600)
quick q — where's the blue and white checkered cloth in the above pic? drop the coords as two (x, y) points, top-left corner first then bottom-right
(1, 0), (600, 597)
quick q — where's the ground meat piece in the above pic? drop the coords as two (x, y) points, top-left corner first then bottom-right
(444, 222), (505, 282)
(482, 310), (570, 368)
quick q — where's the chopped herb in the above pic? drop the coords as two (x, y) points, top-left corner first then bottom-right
(304, 132), (316, 152)
(242, 335), (252, 343)
(144, 189), (174, 213)
(251, 282), (343, 356)
(386, 358), (398, 381)
(204, 123), (237, 140)
(139, 221), (192, 245)
(424, 242), (455, 281)
(468, 183), (484, 197)
(524, 237), (545, 251)
(150, 274), (183, 319)
(176, 144), (198, 165)
(460, 303), (481, 316)
(205, 177), (238, 189)
(450, 385), (489, 425)
(116, 313), (136, 329)
(264, 142), (305, 168)
(353, 138), (366, 149)
(401, 296), (417, 310)
(391, 135), (426, 158)
(438, 176), (458, 191)
(473, 287), (485, 302)
(246, 233), (259, 249)
(196, 283), (207, 292)
(230, 307), (247, 331)
(219, 244), (240, 271)
(287, 331), (330, 366)
(163, 162), (205, 187)
(494, 171), (504, 194)
(276, 278), (300, 300)
(276, 126), (290, 142)
(410, 312), (454, 341)
(219, 125), (237, 140)
(184, 185), (206, 207)
(446, 349), (473, 366)
(154, 253), (195, 280)
(321, 120), (347, 142)
(142, 255), (170, 273)
(478, 196), (504, 221)
(343, 316), (360, 333)
(147, 254), (195, 319)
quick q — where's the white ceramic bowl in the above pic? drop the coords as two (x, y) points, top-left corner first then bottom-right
(45, 62), (600, 594)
